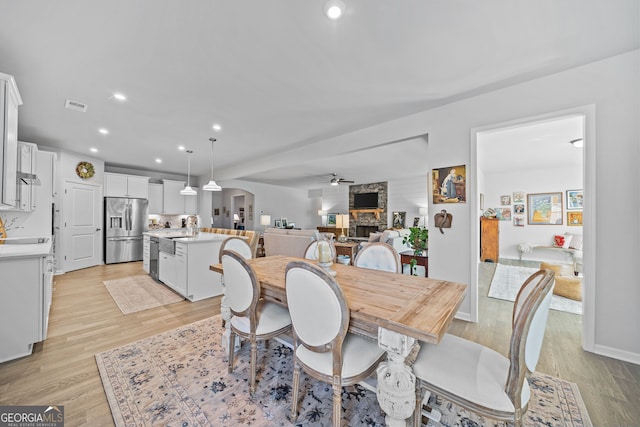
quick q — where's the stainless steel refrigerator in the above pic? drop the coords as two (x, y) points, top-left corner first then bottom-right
(105, 197), (149, 264)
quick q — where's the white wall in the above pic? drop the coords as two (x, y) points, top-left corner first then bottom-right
(483, 165), (583, 260)
(303, 50), (639, 363)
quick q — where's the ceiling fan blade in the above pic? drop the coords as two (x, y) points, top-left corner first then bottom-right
(339, 179), (354, 183)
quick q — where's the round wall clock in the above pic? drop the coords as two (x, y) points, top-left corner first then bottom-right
(76, 161), (95, 179)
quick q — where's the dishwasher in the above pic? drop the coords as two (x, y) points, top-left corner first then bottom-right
(149, 236), (160, 280)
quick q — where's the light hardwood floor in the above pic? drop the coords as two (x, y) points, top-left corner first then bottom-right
(1, 261), (638, 426)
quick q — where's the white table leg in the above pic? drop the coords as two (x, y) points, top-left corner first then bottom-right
(377, 327), (420, 427)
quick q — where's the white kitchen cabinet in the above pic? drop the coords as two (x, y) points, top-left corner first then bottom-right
(162, 179), (186, 214)
(157, 237), (224, 301)
(0, 72), (22, 209)
(148, 183), (163, 214)
(184, 188), (199, 215)
(142, 234), (150, 273)
(16, 141), (37, 211)
(0, 253), (54, 363)
(105, 173), (149, 198)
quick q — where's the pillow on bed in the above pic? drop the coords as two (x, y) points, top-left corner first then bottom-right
(566, 233), (583, 250)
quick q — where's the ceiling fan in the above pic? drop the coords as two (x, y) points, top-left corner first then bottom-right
(329, 173), (354, 186)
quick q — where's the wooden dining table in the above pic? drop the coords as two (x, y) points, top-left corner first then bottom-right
(210, 255), (467, 426)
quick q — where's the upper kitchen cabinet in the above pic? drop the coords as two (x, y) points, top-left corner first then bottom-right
(104, 173), (149, 198)
(162, 179), (197, 214)
(148, 183), (163, 214)
(0, 72), (22, 209)
(16, 141), (38, 211)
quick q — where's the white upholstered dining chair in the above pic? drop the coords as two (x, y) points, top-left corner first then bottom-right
(219, 236), (253, 328)
(353, 242), (401, 273)
(285, 261), (386, 426)
(221, 249), (292, 394)
(411, 269), (555, 427)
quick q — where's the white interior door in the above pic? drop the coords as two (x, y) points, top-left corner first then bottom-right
(63, 180), (102, 272)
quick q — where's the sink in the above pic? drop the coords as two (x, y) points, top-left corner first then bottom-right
(0, 237), (50, 245)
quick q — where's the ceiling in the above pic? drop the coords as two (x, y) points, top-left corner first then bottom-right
(0, 1), (637, 189)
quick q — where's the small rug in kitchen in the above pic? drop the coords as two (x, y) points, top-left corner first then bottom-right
(488, 263), (582, 315)
(95, 316), (592, 427)
(103, 275), (184, 315)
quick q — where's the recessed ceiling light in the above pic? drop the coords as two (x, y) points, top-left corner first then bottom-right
(155, 158), (162, 163)
(113, 92), (127, 101)
(90, 147), (98, 153)
(324, 0), (345, 19)
(178, 145), (185, 151)
(98, 128), (109, 135)
(212, 124), (222, 132)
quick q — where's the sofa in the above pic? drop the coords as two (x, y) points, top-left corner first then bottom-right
(362, 229), (412, 254)
(263, 228), (334, 258)
(200, 227), (259, 258)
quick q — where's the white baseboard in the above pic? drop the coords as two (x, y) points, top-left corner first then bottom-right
(592, 343), (640, 366)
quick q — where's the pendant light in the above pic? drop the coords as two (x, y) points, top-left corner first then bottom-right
(203, 138), (222, 191)
(180, 150), (197, 196)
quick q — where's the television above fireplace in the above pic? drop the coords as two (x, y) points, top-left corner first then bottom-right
(354, 192), (378, 209)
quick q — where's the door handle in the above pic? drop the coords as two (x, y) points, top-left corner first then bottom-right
(96, 228), (102, 232)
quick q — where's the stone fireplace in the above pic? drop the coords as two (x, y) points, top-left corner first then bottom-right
(348, 181), (388, 237)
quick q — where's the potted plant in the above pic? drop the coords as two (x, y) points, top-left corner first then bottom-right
(402, 227), (428, 275)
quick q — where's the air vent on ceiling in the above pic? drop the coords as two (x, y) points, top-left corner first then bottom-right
(64, 99), (88, 112)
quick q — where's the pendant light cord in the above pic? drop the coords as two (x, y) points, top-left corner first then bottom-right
(209, 138), (216, 180)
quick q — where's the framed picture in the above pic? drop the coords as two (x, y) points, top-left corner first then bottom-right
(274, 219), (282, 228)
(567, 211), (583, 226)
(213, 208), (220, 216)
(500, 195), (511, 206)
(527, 192), (563, 225)
(566, 190), (583, 210)
(281, 218), (288, 228)
(513, 216), (525, 227)
(480, 193), (485, 211)
(514, 204), (525, 214)
(327, 213), (337, 226)
(497, 208), (511, 221)
(432, 164), (466, 204)
(513, 192), (525, 203)
(392, 211), (406, 229)
(413, 217), (420, 227)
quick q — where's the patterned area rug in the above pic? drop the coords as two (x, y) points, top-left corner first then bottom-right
(103, 275), (184, 315)
(488, 263), (582, 315)
(95, 316), (592, 427)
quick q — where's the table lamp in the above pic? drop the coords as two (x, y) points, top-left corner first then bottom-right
(419, 207), (428, 227)
(318, 210), (327, 226)
(336, 214), (349, 242)
(260, 214), (271, 227)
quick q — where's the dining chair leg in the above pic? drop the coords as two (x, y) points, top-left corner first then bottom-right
(250, 339), (258, 394)
(332, 381), (342, 427)
(290, 362), (301, 421)
(414, 382), (423, 427)
(227, 330), (236, 373)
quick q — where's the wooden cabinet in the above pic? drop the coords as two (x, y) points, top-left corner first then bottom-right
(104, 173), (149, 198)
(480, 217), (499, 262)
(0, 72), (22, 209)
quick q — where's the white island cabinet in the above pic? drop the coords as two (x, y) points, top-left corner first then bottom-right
(0, 241), (54, 363)
(157, 233), (227, 301)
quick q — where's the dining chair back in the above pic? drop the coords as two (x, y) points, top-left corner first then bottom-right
(353, 242), (401, 273)
(220, 236), (253, 261)
(285, 261), (385, 426)
(221, 249), (292, 394)
(411, 268), (555, 427)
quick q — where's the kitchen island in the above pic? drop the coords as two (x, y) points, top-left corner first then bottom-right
(145, 231), (236, 302)
(0, 237), (54, 363)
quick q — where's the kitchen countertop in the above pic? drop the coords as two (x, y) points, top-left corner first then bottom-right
(146, 230), (235, 244)
(0, 236), (53, 259)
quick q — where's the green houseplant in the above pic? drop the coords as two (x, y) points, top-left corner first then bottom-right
(402, 227), (428, 275)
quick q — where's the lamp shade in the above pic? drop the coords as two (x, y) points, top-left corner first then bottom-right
(180, 185), (197, 196)
(335, 214), (344, 228)
(318, 210), (327, 216)
(203, 180), (221, 191)
(341, 214), (349, 229)
(233, 214), (240, 222)
(260, 214), (271, 226)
